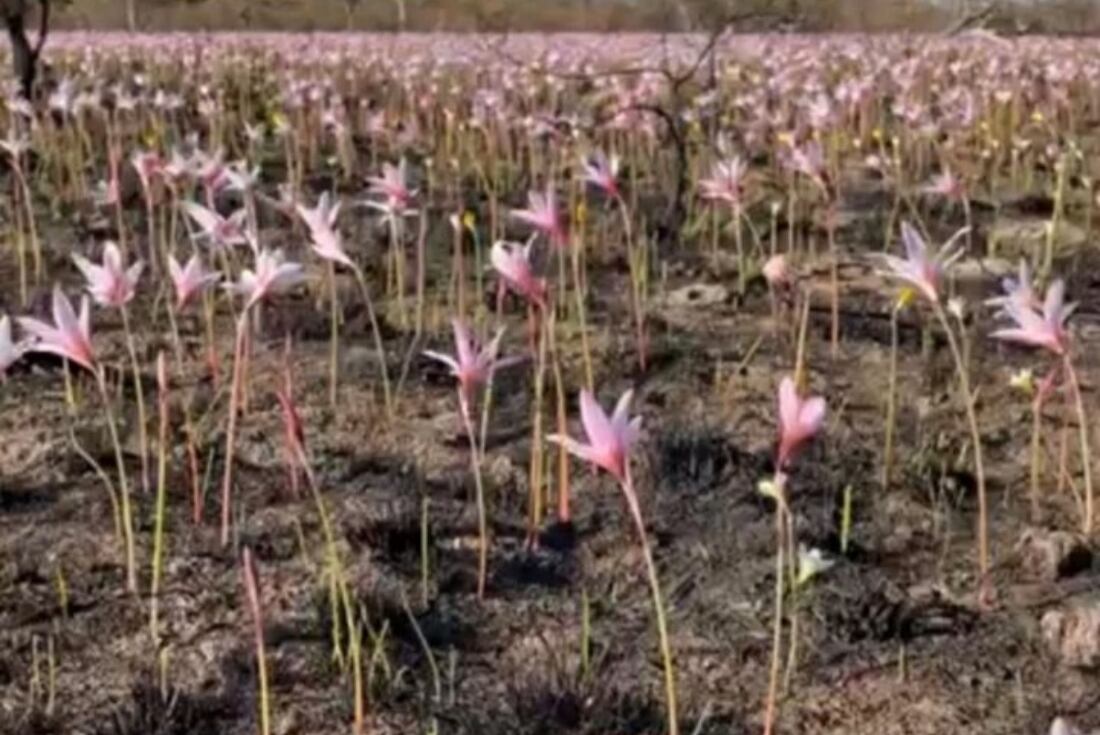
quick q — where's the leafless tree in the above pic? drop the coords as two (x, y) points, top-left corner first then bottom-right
(1, 0), (50, 99)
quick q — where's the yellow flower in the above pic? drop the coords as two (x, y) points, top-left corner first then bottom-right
(1031, 111), (1045, 124)
(895, 287), (916, 310)
(777, 131), (794, 147)
(1010, 368), (1036, 396)
(575, 202), (587, 226)
(462, 210), (476, 231)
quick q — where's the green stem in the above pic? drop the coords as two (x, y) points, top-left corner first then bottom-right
(1064, 354), (1093, 534)
(95, 366), (137, 594)
(622, 464), (678, 735)
(461, 396), (489, 600)
(932, 303), (989, 598)
(882, 305), (900, 492)
(763, 484), (785, 735)
(352, 265), (393, 418)
(121, 305), (150, 496)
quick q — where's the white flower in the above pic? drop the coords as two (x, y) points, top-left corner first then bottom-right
(796, 546), (835, 587)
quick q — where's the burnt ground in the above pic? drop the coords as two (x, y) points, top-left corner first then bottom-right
(2, 181), (1100, 735)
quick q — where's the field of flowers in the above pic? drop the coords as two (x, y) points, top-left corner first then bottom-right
(1, 31), (1100, 735)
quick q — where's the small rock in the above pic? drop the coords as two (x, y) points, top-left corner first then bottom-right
(665, 283), (728, 309)
(341, 345), (377, 376)
(988, 217), (1086, 261)
(1042, 601), (1100, 668)
(1050, 718), (1080, 735)
(1016, 528), (1092, 581)
(486, 454), (515, 487)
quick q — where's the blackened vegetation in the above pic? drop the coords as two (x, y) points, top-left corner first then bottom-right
(2, 0), (50, 100)
(98, 672), (251, 735)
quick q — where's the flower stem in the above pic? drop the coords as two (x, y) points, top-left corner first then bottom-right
(241, 548), (272, 735)
(932, 303), (989, 600)
(150, 353), (169, 640)
(221, 312), (248, 546)
(121, 305), (150, 496)
(327, 264), (340, 409)
(461, 396), (489, 600)
(882, 304), (900, 493)
(1063, 353), (1093, 534)
(763, 482), (786, 735)
(95, 366), (137, 594)
(351, 265), (393, 418)
(622, 464), (678, 735)
(1030, 387), (1044, 523)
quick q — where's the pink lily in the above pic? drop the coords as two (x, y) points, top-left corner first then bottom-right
(582, 151), (621, 199)
(512, 188), (567, 247)
(423, 319), (518, 407)
(18, 286), (96, 371)
(699, 156), (749, 208)
(0, 314), (27, 379)
(881, 222), (968, 303)
(297, 192), (352, 268)
(991, 278), (1074, 355)
(131, 150), (163, 196)
(762, 254), (791, 289)
(986, 259), (1040, 314)
(365, 159), (416, 216)
(72, 241), (143, 308)
(181, 201), (252, 251)
(194, 148), (230, 201)
(923, 168), (966, 202)
(161, 149), (194, 185)
(787, 141), (830, 194)
(776, 376), (826, 468)
(490, 240), (547, 307)
(548, 389), (641, 483)
(228, 248), (306, 310)
(168, 252), (221, 310)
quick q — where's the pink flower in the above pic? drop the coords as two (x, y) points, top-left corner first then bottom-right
(194, 148), (230, 199)
(423, 319), (519, 405)
(699, 156), (749, 208)
(72, 241), (143, 308)
(131, 150), (163, 195)
(881, 222), (967, 303)
(18, 286), (96, 372)
(776, 376), (826, 468)
(297, 192), (351, 268)
(168, 253), (220, 310)
(0, 314), (27, 379)
(762, 254), (790, 288)
(366, 159), (416, 216)
(582, 151), (620, 198)
(161, 149), (194, 185)
(991, 278), (1074, 355)
(93, 177), (120, 208)
(490, 240), (547, 307)
(787, 141), (830, 195)
(548, 389), (641, 483)
(986, 259), (1039, 314)
(182, 201), (252, 251)
(228, 249), (306, 310)
(512, 188), (567, 248)
(923, 168), (966, 202)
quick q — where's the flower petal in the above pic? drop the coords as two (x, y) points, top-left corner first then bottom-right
(579, 390), (617, 453)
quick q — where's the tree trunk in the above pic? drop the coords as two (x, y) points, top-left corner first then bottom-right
(3, 0), (48, 100)
(394, 0), (407, 31)
(126, 0), (136, 31)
